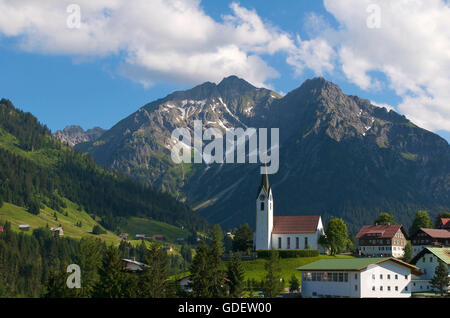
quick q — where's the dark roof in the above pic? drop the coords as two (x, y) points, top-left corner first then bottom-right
(256, 166), (271, 198)
(272, 216), (320, 234)
(419, 228), (450, 239)
(356, 224), (405, 239)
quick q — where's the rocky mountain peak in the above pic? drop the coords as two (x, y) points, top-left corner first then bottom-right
(54, 125), (105, 147)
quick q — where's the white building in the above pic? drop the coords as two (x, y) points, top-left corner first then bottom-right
(297, 257), (421, 298)
(410, 247), (450, 293)
(122, 258), (149, 272)
(254, 171), (325, 251)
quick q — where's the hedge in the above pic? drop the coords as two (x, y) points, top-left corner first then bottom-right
(256, 249), (319, 259)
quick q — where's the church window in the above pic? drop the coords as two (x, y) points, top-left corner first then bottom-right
(304, 237), (308, 249)
(296, 237), (299, 249)
(278, 237), (281, 249)
(260, 202), (264, 211)
(287, 237), (291, 249)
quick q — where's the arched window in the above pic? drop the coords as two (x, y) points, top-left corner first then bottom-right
(260, 202), (264, 211)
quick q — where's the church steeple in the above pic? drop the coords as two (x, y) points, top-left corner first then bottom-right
(257, 165), (271, 197)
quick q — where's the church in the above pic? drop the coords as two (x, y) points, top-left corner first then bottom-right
(254, 170), (326, 252)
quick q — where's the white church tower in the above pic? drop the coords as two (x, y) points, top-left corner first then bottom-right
(254, 169), (273, 250)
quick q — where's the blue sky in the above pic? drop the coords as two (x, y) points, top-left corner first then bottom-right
(0, 0), (448, 142)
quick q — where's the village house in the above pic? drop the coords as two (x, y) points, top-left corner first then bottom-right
(135, 234), (146, 240)
(50, 226), (64, 236)
(297, 257), (421, 298)
(410, 228), (450, 257)
(410, 247), (450, 293)
(254, 171), (325, 252)
(119, 233), (129, 240)
(19, 224), (30, 231)
(152, 234), (164, 241)
(122, 258), (149, 272)
(355, 224), (408, 258)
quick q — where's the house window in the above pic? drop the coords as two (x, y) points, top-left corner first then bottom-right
(395, 286), (398, 291)
(287, 237), (291, 249)
(354, 273), (358, 280)
(405, 275), (408, 279)
(430, 257), (433, 262)
(380, 286), (383, 291)
(278, 237), (282, 249)
(387, 274), (391, 280)
(380, 274), (383, 280)
(260, 202), (264, 211)
(344, 273), (348, 282)
(387, 286), (391, 291)
(339, 273), (343, 282)
(372, 286), (375, 291)
(296, 237), (299, 249)
(372, 274), (375, 280)
(395, 274), (398, 280)
(354, 285), (358, 291)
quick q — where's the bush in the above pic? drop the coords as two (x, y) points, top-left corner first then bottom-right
(256, 249), (319, 259)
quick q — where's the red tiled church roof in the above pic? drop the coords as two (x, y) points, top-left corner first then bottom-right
(272, 216), (320, 234)
(356, 224), (404, 239)
(420, 228), (450, 239)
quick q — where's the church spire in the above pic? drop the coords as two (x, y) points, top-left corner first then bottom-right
(257, 164), (271, 197)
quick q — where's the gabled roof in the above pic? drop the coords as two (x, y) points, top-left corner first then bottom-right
(356, 224), (405, 239)
(419, 228), (450, 239)
(272, 216), (320, 234)
(296, 257), (421, 275)
(411, 247), (450, 265)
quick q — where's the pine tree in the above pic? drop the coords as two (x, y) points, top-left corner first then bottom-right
(209, 224), (226, 298)
(140, 244), (169, 298)
(190, 240), (212, 298)
(77, 237), (103, 297)
(226, 252), (245, 298)
(233, 224), (253, 252)
(93, 246), (125, 298)
(262, 251), (284, 298)
(430, 260), (450, 296)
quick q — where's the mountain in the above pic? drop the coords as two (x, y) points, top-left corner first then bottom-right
(54, 125), (106, 147)
(0, 98), (209, 235)
(76, 77), (450, 232)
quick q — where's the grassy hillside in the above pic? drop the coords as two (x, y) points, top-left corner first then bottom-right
(0, 201), (120, 245)
(241, 254), (354, 286)
(117, 216), (190, 242)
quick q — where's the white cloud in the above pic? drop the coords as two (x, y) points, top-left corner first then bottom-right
(318, 0), (450, 132)
(0, 0), (299, 88)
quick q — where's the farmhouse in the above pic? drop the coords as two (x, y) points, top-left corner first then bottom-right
(356, 224), (407, 258)
(50, 226), (64, 236)
(122, 258), (149, 272)
(297, 257), (421, 298)
(410, 228), (450, 257)
(410, 247), (450, 293)
(19, 224), (30, 231)
(119, 233), (129, 239)
(254, 171), (325, 251)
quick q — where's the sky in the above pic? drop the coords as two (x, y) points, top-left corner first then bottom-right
(0, 0), (449, 142)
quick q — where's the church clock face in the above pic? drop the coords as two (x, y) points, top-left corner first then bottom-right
(259, 194), (265, 200)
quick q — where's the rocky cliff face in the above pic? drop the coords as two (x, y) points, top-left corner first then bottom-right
(76, 76), (450, 231)
(54, 125), (105, 147)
